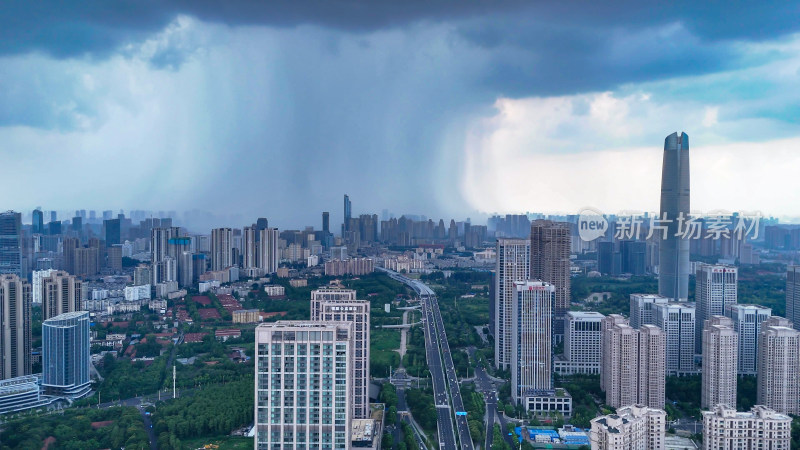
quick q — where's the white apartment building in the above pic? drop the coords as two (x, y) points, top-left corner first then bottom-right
(695, 264), (737, 353)
(310, 289), (370, 419)
(702, 405), (791, 450)
(602, 317), (666, 409)
(494, 239), (530, 371)
(653, 302), (696, 375)
(511, 280), (553, 405)
(757, 317), (800, 414)
(725, 304), (772, 375)
(590, 404), (666, 450)
(701, 316), (738, 409)
(255, 321), (353, 450)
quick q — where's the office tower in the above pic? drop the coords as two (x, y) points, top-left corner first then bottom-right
(41, 271), (81, 321)
(602, 318), (665, 409)
(786, 265), (800, 330)
(0, 211), (22, 277)
(257, 228), (279, 274)
(107, 245), (122, 270)
(103, 218), (121, 246)
(597, 241), (619, 276)
(255, 217), (269, 233)
(653, 302), (696, 375)
(32, 209), (44, 234)
(41, 311), (91, 399)
(725, 304), (772, 374)
(702, 405), (791, 450)
(47, 221), (61, 235)
(658, 131), (690, 301)
(343, 194), (352, 234)
(61, 237), (79, 274)
(620, 240), (647, 275)
(494, 238), (530, 371)
(310, 289), (370, 419)
(0, 274), (31, 380)
(590, 405), (666, 450)
(695, 264), (737, 353)
(701, 316), (738, 410)
(511, 281), (553, 404)
(255, 321), (353, 450)
(530, 220), (571, 340)
(242, 226), (257, 270)
(629, 293), (669, 329)
(211, 227), (233, 271)
(192, 254), (207, 279)
(322, 212), (330, 234)
(71, 216), (82, 232)
(178, 251), (194, 287)
(600, 314), (629, 391)
(563, 311), (604, 375)
(757, 317), (800, 414)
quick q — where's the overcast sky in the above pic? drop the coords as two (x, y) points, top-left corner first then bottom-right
(2, 1), (800, 229)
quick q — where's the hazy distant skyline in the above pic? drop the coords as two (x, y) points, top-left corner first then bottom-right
(3, 2), (800, 226)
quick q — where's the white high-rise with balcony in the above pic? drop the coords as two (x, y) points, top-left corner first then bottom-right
(653, 302), (696, 375)
(725, 304), (771, 375)
(590, 404), (666, 450)
(255, 321), (353, 450)
(494, 239), (530, 371)
(702, 405), (791, 450)
(310, 289), (369, 419)
(511, 280), (553, 404)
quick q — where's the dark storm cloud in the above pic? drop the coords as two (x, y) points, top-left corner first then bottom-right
(3, 1), (799, 59)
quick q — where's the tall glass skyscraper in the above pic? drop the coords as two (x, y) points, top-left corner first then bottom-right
(658, 132), (690, 301)
(0, 211), (22, 277)
(42, 310), (91, 399)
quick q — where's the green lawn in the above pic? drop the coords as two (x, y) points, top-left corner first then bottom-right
(371, 328), (401, 351)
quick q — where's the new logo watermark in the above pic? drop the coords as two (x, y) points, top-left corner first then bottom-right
(578, 207), (608, 242)
(576, 208), (762, 242)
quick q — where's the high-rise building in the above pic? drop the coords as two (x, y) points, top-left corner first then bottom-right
(600, 314), (628, 391)
(695, 264), (737, 353)
(242, 226), (257, 270)
(211, 228), (233, 271)
(629, 293), (669, 329)
(0, 211), (23, 277)
(590, 404), (666, 450)
(511, 281), (553, 404)
(32, 209), (44, 235)
(702, 405), (791, 450)
(31, 268), (56, 304)
(61, 237), (79, 274)
(41, 311), (91, 399)
(494, 238), (530, 371)
(561, 311), (604, 375)
(73, 247), (99, 278)
(757, 317), (800, 414)
(103, 218), (121, 246)
(178, 251), (194, 287)
(257, 228), (279, 274)
(343, 195), (352, 234)
(151, 226), (180, 268)
(322, 212), (330, 234)
(310, 289), (369, 419)
(602, 317), (665, 409)
(41, 271), (82, 321)
(255, 321), (353, 450)
(107, 245), (122, 271)
(0, 274), (31, 380)
(653, 302), (696, 375)
(658, 131), (690, 301)
(701, 316), (737, 410)
(785, 265), (800, 330)
(725, 304), (772, 374)
(530, 220), (571, 340)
